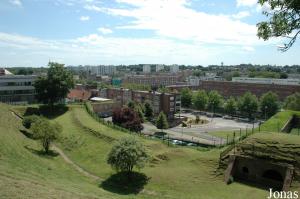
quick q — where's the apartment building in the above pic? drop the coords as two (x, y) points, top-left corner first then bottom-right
(86, 65), (116, 76)
(123, 74), (182, 87)
(232, 77), (300, 86)
(0, 69), (37, 104)
(100, 88), (181, 119)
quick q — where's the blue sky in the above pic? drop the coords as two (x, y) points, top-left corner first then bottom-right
(0, 0), (299, 67)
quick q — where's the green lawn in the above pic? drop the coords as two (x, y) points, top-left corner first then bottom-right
(6, 104), (298, 198)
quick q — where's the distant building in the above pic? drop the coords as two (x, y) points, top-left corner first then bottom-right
(170, 65), (179, 73)
(100, 88), (181, 119)
(0, 69), (37, 104)
(123, 74), (182, 87)
(187, 75), (224, 86)
(155, 64), (164, 72)
(143, 65), (151, 73)
(86, 65), (116, 76)
(232, 77), (300, 86)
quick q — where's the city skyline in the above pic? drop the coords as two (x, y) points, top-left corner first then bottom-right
(1, 0), (300, 67)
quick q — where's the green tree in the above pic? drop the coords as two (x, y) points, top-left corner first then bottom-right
(180, 88), (192, 107)
(260, 91), (280, 118)
(237, 92), (258, 120)
(107, 137), (149, 175)
(192, 90), (208, 110)
(224, 97), (237, 116)
(284, 92), (300, 111)
(257, 0), (300, 51)
(156, 112), (169, 132)
(144, 102), (153, 119)
(34, 62), (74, 105)
(31, 118), (61, 153)
(207, 91), (223, 113)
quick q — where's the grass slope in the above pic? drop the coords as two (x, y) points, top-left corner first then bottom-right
(0, 104), (119, 199)
(53, 106), (267, 199)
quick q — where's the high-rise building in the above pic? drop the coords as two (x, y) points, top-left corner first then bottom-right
(155, 64), (164, 72)
(86, 65), (116, 76)
(170, 64), (179, 73)
(143, 65), (151, 73)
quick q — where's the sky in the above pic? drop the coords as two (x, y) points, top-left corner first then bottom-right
(0, 0), (299, 67)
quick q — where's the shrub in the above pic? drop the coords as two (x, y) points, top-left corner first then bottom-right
(22, 115), (41, 129)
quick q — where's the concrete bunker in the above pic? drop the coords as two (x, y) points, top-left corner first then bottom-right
(225, 155), (294, 191)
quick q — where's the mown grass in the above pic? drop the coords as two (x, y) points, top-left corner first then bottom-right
(52, 106), (268, 199)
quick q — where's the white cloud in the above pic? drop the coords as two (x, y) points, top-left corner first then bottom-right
(98, 0), (261, 46)
(9, 0), (22, 6)
(97, 27), (113, 34)
(236, 0), (257, 7)
(80, 16), (90, 21)
(84, 4), (103, 12)
(232, 11), (250, 19)
(242, 46), (255, 52)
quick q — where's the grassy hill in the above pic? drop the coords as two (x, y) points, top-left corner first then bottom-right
(4, 104), (294, 199)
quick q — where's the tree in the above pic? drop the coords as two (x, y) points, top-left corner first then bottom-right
(180, 88), (192, 107)
(224, 97), (237, 116)
(260, 91), (280, 118)
(107, 137), (149, 175)
(128, 101), (136, 109)
(192, 90), (208, 110)
(237, 92), (259, 120)
(31, 118), (61, 153)
(207, 91), (223, 113)
(34, 62), (74, 105)
(144, 102), (153, 119)
(156, 112), (169, 132)
(112, 107), (143, 132)
(284, 92), (300, 111)
(257, 0), (300, 51)
(136, 107), (145, 123)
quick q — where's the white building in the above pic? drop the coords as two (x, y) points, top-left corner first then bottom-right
(143, 65), (151, 73)
(0, 69), (37, 104)
(155, 64), (164, 72)
(86, 65), (116, 76)
(232, 77), (300, 86)
(170, 65), (179, 73)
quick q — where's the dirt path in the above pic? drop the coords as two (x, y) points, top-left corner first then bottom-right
(52, 145), (102, 181)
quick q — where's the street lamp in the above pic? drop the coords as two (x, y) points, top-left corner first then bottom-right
(264, 106), (268, 121)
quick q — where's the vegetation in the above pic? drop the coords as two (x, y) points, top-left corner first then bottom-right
(207, 90), (223, 113)
(112, 107), (143, 132)
(284, 92), (300, 111)
(156, 112), (169, 131)
(34, 62), (74, 105)
(259, 91), (280, 118)
(224, 97), (237, 116)
(31, 118), (62, 153)
(180, 88), (192, 107)
(192, 90), (207, 110)
(237, 92), (259, 120)
(107, 137), (149, 175)
(144, 102), (154, 119)
(257, 0), (300, 51)
(22, 115), (41, 129)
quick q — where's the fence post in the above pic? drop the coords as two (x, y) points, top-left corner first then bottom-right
(226, 135), (229, 145)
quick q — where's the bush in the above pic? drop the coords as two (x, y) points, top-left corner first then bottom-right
(22, 115), (41, 129)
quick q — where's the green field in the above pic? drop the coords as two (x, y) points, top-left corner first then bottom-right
(2, 104), (298, 199)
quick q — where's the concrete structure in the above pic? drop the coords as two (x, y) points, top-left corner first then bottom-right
(167, 80), (300, 100)
(86, 65), (116, 76)
(0, 69), (37, 104)
(187, 76), (224, 86)
(170, 65), (179, 73)
(232, 77), (300, 86)
(100, 88), (181, 119)
(142, 65), (151, 73)
(225, 155), (294, 191)
(124, 74), (182, 87)
(155, 64), (164, 72)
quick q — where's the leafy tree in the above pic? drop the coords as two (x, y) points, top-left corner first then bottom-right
(31, 118), (61, 153)
(207, 91), (223, 113)
(34, 62), (74, 105)
(144, 102), (153, 119)
(112, 107), (143, 132)
(192, 90), (208, 110)
(257, 0), (300, 51)
(180, 88), (192, 107)
(23, 115), (41, 129)
(237, 92), (259, 120)
(224, 97), (237, 116)
(284, 92), (300, 111)
(107, 137), (149, 175)
(136, 107), (145, 123)
(260, 91), (280, 118)
(156, 112), (169, 132)
(128, 101), (136, 109)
